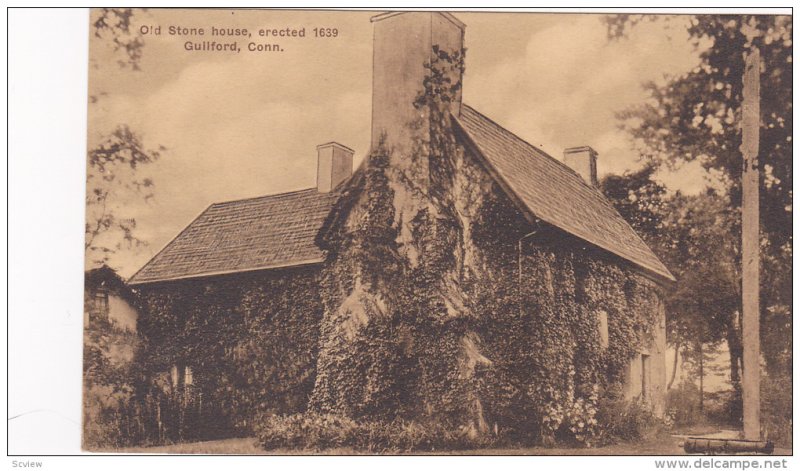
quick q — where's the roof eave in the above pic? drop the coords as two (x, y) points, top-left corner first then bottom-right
(627, 261), (677, 288)
(128, 257), (325, 286)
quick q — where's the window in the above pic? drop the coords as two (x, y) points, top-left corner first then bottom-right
(170, 365), (180, 388)
(90, 289), (109, 321)
(170, 364), (195, 390)
(597, 310), (609, 349)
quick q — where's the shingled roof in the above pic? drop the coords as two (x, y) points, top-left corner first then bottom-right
(128, 189), (337, 285)
(129, 105), (673, 285)
(454, 104), (674, 282)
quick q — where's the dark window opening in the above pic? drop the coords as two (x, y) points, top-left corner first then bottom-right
(90, 290), (109, 321)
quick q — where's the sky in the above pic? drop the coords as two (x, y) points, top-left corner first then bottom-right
(87, 9), (714, 277)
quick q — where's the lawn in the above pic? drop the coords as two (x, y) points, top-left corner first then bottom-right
(114, 432), (688, 455)
(108, 428), (791, 455)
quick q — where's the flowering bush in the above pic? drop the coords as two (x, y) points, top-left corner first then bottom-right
(255, 412), (359, 450)
(595, 390), (659, 444)
(256, 412), (491, 452)
(563, 385), (601, 446)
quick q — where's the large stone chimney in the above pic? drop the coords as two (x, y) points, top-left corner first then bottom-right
(563, 146), (599, 187)
(316, 142), (354, 192)
(370, 12), (465, 152)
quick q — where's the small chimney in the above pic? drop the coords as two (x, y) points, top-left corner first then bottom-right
(563, 146), (598, 187)
(316, 142), (354, 192)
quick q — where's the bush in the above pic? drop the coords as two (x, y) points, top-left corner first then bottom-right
(595, 391), (659, 444)
(255, 412), (492, 452)
(351, 420), (479, 453)
(665, 383), (704, 427)
(255, 412), (359, 450)
(704, 389), (741, 427)
(762, 373), (792, 447)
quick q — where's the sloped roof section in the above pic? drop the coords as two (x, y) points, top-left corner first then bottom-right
(455, 104), (675, 282)
(128, 189), (337, 285)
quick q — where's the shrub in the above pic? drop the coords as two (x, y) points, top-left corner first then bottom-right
(560, 395), (601, 446)
(762, 373), (792, 448)
(350, 420), (476, 453)
(255, 412), (492, 453)
(704, 389), (741, 427)
(665, 382), (704, 427)
(595, 390), (659, 444)
(255, 412), (358, 450)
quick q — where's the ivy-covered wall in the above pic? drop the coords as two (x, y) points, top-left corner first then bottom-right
(135, 266), (323, 442)
(306, 44), (666, 446)
(131, 150), (664, 447)
(305, 136), (665, 445)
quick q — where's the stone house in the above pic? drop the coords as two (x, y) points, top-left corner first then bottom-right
(85, 265), (139, 334)
(83, 265), (143, 446)
(128, 12), (674, 441)
(85, 266), (139, 370)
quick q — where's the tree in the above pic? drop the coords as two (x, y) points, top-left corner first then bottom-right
(605, 14), (792, 419)
(92, 8), (146, 70)
(606, 14), (792, 299)
(84, 12), (166, 446)
(85, 126), (163, 265)
(86, 8), (163, 268)
(606, 16), (791, 242)
(683, 341), (721, 413)
(600, 163), (668, 246)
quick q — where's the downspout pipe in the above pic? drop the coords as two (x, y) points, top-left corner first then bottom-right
(518, 229), (538, 315)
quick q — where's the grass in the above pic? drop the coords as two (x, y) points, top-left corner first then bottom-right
(110, 431), (687, 455)
(113, 438), (267, 455)
(105, 429), (792, 455)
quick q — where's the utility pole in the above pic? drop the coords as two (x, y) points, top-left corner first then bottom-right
(740, 48), (761, 441)
(682, 48), (772, 455)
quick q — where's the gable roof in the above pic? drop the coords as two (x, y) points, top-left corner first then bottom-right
(129, 105), (673, 286)
(454, 104), (674, 282)
(128, 188), (337, 285)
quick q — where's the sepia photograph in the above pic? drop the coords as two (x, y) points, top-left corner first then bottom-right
(73, 7), (793, 457)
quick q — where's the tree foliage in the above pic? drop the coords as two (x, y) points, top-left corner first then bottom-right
(600, 164), (668, 246)
(93, 8), (146, 70)
(603, 14), (792, 424)
(84, 10), (168, 447)
(606, 14), (792, 300)
(86, 8), (163, 267)
(85, 126), (163, 265)
(83, 267), (149, 448)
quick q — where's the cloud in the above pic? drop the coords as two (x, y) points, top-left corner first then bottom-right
(90, 12), (373, 276)
(90, 11), (711, 276)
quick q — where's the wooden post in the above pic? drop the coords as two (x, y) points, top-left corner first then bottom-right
(740, 48), (760, 441)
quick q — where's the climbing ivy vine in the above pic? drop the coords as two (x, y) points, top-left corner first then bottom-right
(308, 44), (664, 446)
(135, 268), (323, 442)
(132, 45), (664, 449)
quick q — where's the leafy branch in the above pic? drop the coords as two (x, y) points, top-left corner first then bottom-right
(86, 125), (164, 264)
